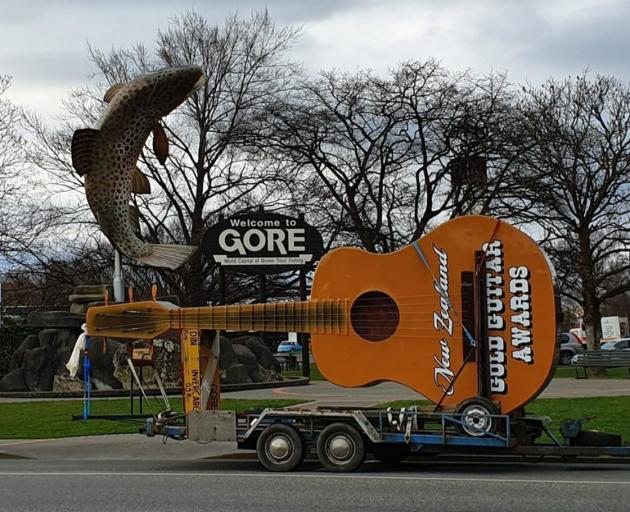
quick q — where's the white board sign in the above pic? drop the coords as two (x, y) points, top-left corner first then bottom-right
(601, 316), (621, 340)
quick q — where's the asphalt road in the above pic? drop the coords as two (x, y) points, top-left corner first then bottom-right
(1, 459), (629, 512)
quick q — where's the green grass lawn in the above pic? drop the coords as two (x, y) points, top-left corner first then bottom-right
(282, 362), (325, 380)
(283, 362), (630, 382)
(0, 397), (303, 440)
(377, 396), (630, 441)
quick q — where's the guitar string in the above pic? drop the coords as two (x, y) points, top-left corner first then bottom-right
(89, 298), (467, 317)
(90, 301), (472, 330)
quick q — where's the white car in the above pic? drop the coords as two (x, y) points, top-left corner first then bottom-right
(600, 338), (630, 351)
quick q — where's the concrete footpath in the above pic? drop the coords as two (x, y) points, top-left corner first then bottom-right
(0, 435), (240, 460)
(1, 377), (629, 461)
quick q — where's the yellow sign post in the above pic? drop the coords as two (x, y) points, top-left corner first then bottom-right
(181, 329), (202, 413)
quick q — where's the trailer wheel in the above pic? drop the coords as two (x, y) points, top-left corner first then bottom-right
(455, 398), (499, 437)
(575, 430), (622, 447)
(370, 443), (410, 466)
(317, 423), (365, 472)
(256, 424), (304, 472)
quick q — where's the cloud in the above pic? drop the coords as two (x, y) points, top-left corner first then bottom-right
(2, 0), (630, 121)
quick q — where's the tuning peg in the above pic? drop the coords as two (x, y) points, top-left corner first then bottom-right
(151, 284), (158, 301)
(128, 287), (134, 303)
(104, 289), (109, 306)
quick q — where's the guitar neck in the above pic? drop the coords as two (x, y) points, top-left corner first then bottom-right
(172, 299), (348, 334)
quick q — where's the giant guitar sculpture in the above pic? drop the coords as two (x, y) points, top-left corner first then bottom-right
(86, 216), (557, 414)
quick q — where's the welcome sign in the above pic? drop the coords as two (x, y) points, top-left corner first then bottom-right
(203, 213), (324, 274)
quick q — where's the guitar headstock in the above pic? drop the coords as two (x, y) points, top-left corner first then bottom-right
(86, 300), (177, 340)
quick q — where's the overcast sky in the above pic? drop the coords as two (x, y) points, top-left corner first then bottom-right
(3, 0), (630, 121)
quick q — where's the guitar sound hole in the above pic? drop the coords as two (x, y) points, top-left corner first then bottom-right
(350, 291), (399, 342)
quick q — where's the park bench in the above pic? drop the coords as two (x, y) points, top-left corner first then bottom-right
(274, 353), (302, 372)
(569, 350), (630, 379)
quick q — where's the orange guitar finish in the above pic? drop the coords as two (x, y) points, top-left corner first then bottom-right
(310, 215), (557, 414)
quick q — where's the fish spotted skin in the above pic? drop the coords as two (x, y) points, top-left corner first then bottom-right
(72, 66), (206, 269)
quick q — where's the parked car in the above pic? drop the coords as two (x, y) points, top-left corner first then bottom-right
(277, 340), (302, 353)
(558, 332), (586, 365)
(601, 338), (630, 351)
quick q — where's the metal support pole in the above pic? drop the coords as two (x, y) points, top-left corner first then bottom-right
(130, 374), (134, 415)
(259, 274), (267, 342)
(113, 250), (124, 303)
(218, 213), (227, 305)
(299, 214), (311, 378)
(219, 267), (226, 305)
(259, 274), (267, 303)
(139, 369), (143, 415)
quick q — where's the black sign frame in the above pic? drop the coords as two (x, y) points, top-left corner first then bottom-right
(203, 212), (323, 274)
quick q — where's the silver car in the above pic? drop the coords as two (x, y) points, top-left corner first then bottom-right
(558, 332), (587, 365)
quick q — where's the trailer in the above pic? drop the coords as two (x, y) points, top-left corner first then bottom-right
(140, 401), (630, 473)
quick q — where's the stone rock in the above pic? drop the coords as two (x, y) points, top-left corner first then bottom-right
(112, 339), (181, 389)
(68, 294), (107, 304)
(256, 364), (285, 383)
(26, 311), (84, 329)
(10, 334), (40, 371)
(0, 368), (26, 391)
(88, 339), (123, 389)
(221, 363), (251, 384)
(70, 303), (87, 314)
(232, 344), (258, 374)
(72, 284), (113, 296)
(112, 345), (154, 389)
(232, 336), (281, 372)
(153, 338), (181, 387)
(91, 377), (114, 390)
(219, 336), (237, 370)
(38, 329), (58, 349)
(53, 374), (84, 393)
(22, 346), (55, 391)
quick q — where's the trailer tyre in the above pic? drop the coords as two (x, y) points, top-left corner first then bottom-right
(575, 430), (622, 447)
(455, 397), (499, 437)
(256, 424), (304, 472)
(317, 423), (365, 472)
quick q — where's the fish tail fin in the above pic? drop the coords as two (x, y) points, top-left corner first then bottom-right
(137, 244), (197, 270)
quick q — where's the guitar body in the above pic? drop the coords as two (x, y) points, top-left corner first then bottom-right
(310, 215), (557, 413)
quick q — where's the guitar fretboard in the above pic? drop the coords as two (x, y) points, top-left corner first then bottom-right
(170, 299), (348, 334)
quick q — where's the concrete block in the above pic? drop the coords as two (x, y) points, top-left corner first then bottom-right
(187, 410), (236, 442)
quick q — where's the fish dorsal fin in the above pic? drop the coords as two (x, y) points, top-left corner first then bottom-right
(71, 128), (100, 177)
(131, 167), (151, 194)
(128, 205), (141, 232)
(152, 122), (169, 165)
(103, 83), (124, 103)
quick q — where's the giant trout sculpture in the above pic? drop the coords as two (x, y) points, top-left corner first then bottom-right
(71, 66), (206, 269)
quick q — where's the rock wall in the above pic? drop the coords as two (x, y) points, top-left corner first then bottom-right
(220, 335), (283, 385)
(0, 285), (285, 392)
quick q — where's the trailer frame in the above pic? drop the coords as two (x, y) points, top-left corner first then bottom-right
(223, 405), (630, 472)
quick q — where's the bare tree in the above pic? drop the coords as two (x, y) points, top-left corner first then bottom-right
(0, 76), (60, 270)
(260, 60), (518, 252)
(22, 11), (301, 305)
(503, 74), (630, 347)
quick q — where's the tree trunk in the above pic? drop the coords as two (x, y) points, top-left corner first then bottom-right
(577, 227), (606, 376)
